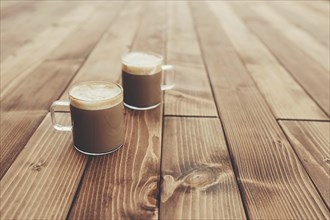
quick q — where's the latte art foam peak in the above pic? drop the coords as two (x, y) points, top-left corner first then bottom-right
(122, 52), (162, 75)
(69, 82), (122, 110)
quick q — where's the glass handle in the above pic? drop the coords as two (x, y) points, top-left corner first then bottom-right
(50, 100), (72, 131)
(161, 65), (175, 91)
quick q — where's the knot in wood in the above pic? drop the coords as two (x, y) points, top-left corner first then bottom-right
(30, 160), (47, 171)
(183, 166), (219, 189)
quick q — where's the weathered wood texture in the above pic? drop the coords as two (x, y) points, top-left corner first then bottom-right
(0, 2), (79, 61)
(69, 2), (164, 219)
(0, 60), (81, 179)
(161, 117), (246, 219)
(0, 114), (88, 219)
(1, 4), (96, 92)
(209, 1), (327, 120)
(190, 2), (329, 219)
(231, 2), (330, 117)
(164, 1), (217, 117)
(250, 3), (329, 73)
(270, 1), (329, 47)
(279, 121), (330, 208)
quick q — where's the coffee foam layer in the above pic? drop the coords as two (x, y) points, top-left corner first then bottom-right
(69, 82), (123, 110)
(122, 52), (162, 75)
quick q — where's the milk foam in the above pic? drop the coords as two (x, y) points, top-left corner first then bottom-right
(69, 82), (122, 110)
(122, 52), (162, 75)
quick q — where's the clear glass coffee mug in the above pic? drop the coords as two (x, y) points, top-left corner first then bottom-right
(121, 52), (175, 110)
(50, 81), (124, 155)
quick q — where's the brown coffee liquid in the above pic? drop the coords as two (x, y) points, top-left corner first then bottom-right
(70, 102), (124, 154)
(122, 71), (162, 108)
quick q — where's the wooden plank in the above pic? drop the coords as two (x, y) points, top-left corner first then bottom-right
(164, 1), (217, 116)
(231, 3), (330, 117)
(190, 2), (330, 219)
(208, 1), (327, 120)
(270, 1), (329, 47)
(69, 2), (164, 219)
(0, 4), (96, 93)
(0, 114), (88, 219)
(0, 111), (46, 179)
(1, 59), (82, 111)
(0, 60), (82, 179)
(160, 117), (246, 219)
(47, 2), (123, 61)
(0, 2), (79, 61)
(58, 1), (143, 99)
(251, 3), (329, 73)
(279, 121), (330, 208)
(0, 2), (139, 219)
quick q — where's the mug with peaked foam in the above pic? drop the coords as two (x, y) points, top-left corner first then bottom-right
(121, 52), (175, 110)
(50, 81), (124, 155)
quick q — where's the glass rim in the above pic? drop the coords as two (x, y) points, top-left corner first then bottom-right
(68, 81), (123, 103)
(121, 51), (163, 65)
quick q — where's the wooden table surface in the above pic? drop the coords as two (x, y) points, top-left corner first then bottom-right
(1, 1), (329, 219)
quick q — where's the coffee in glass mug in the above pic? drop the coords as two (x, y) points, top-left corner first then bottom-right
(50, 81), (124, 155)
(121, 52), (175, 110)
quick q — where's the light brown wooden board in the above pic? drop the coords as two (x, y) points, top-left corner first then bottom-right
(270, 1), (329, 47)
(1, 59), (82, 111)
(1, 4), (96, 93)
(231, 2), (330, 117)
(68, 2), (164, 219)
(209, 1), (327, 121)
(0, 111), (46, 179)
(0, 60), (81, 179)
(164, 1), (217, 117)
(190, 2), (330, 219)
(47, 2), (123, 61)
(250, 3), (329, 73)
(0, 114), (88, 219)
(0, 2), (79, 61)
(160, 117), (246, 219)
(279, 121), (330, 208)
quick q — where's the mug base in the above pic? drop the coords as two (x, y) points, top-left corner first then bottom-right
(124, 102), (160, 110)
(74, 143), (123, 156)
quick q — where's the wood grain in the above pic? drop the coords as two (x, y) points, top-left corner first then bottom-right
(69, 2), (164, 219)
(279, 121), (330, 208)
(1, 4), (95, 93)
(1, 59), (81, 111)
(164, 1), (217, 117)
(209, 1), (327, 120)
(0, 114), (88, 219)
(0, 2), (79, 61)
(160, 117), (246, 219)
(0, 60), (81, 179)
(61, 1), (143, 88)
(270, 1), (329, 47)
(0, 111), (46, 179)
(231, 2), (330, 117)
(251, 3), (330, 73)
(190, 2), (330, 219)
(47, 2), (123, 61)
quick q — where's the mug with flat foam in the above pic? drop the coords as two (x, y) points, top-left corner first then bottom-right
(50, 81), (124, 155)
(122, 52), (175, 110)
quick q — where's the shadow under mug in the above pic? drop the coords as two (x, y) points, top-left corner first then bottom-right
(50, 81), (124, 155)
(121, 52), (175, 110)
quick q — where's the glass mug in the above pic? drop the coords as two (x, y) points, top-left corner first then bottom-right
(50, 81), (124, 155)
(121, 52), (175, 110)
